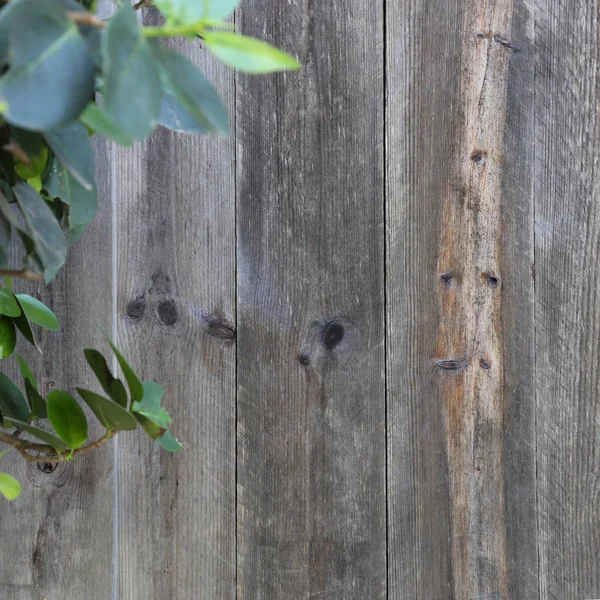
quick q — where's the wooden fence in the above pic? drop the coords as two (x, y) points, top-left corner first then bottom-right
(2, 0), (599, 598)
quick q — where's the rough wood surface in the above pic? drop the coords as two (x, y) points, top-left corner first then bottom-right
(386, 1), (537, 598)
(235, 1), (386, 598)
(114, 11), (236, 600)
(535, 0), (600, 598)
(0, 138), (115, 600)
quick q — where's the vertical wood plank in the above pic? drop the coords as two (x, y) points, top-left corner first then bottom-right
(535, 1), (600, 597)
(0, 138), (115, 600)
(235, 1), (386, 598)
(387, 0), (537, 597)
(115, 13), (236, 600)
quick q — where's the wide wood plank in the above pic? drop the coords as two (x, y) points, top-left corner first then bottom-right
(0, 138), (115, 600)
(386, 0), (537, 597)
(115, 12), (236, 600)
(235, 1), (386, 598)
(535, 0), (600, 597)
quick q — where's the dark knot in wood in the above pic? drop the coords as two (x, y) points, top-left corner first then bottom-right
(157, 300), (178, 326)
(322, 321), (345, 350)
(436, 358), (467, 371)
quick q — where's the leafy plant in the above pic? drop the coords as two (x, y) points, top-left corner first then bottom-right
(0, 0), (300, 499)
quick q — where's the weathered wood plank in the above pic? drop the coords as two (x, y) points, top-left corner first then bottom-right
(386, 0), (537, 597)
(535, 1), (600, 597)
(0, 138), (115, 600)
(115, 12), (236, 600)
(235, 1), (386, 598)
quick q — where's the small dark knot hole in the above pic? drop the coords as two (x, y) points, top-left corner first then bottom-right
(157, 300), (178, 326)
(484, 273), (499, 286)
(440, 272), (453, 285)
(479, 358), (492, 370)
(126, 298), (145, 320)
(470, 149), (488, 166)
(322, 321), (345, 350)
(298, 353), (310, 367)
(38, 462), (57, 474)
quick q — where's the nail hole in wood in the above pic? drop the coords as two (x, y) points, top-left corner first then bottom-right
(322, 321), (344, 350)
(38, 462), (57, 474)
(483, 273), (500, 287)
(440, 272), (453, 285)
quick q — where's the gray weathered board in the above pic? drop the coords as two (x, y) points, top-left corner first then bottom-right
(1, 0), (599, 598)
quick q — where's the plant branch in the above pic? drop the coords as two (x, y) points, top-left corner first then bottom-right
(133, 0), (153, 9)
(0, 269), (42, 281)
(0, 430), (116, 463)
(66, 11), (106, 28)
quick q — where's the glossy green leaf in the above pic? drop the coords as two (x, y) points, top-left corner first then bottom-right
(153, 44), (228, 135)
(203, 32), (301, 73)
(13, 311), (40, 352)
(16, 295), (59, 331)
(0, 0), (95, 131)
(0, 472), (21, 500)
(0, 372), (29, 421)
(84, 349), (128, 408)
(79, 103), (133, 146)
(4, 417), (68, 452)
(153, 0), (239, 24)
(44, 122), (95, 191)
(102, 5), (161, 139)
(106, 339), (144, 403)
(63, 0), (102, 67)
(15, 353), (36, 390)
(25, 380), (47, 420)
(77, 388), (138, 431)
(0, 289), (21, 318)
(14, 145), (48, 181)
(132, 381), (172, 428)
(46, 390), (88, 449)
(0, 316), (16, 359)
(12, 182), (67, 282)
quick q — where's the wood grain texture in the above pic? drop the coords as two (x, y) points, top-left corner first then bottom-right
(387, 0), (537, 598)
(115, 11), (236, 600)
(535, 1), (600, 598)
(235, 1), (386, 598)
(0, 138), (115, 600)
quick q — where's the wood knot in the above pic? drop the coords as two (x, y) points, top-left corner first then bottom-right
(440, 272), (453, 285)
(37, 462), (57, 474)
(470, 149), (488, 166)
(479, 358), (492, 370)
(436, 358), (467, 371)
(482, 272), (500, 287)
(126, 297), (146, 320)
(298, 353), (310, 367)
(322, 321), (344, 350)
(200, 312), (236, 341)
(157, 300), (178, 326)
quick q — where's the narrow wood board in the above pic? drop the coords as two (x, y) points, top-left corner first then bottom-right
(535, 0), (600, 597)
(235, 1), (386, 598)
(114, 12), (236, 600)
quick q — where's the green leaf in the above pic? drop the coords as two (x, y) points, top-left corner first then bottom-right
(0, 289), (21, 318)
(44, 122), (95, 192)
(0, 316), (16, 359)
(0, 449), (11, 459)
(79, 103), (133, 147)
(14, 146), (49, 181)
(15, 353), (36, 390)
(46, 390), (88, 449)
(15, 294), (59, 331)
(106, 339), (144, 403)
(10, 128), (43, 158)
(12, 182), (67, 282)
(0, 472), (21, 500)
(134, 413), (182, 452)
(102, 5), (161, 139)
(0, 372), (29, 421)
(153, 43), (228, 135)
(0, 0), (96, 131)
(132, 381), (172, 428)
(76, 388), (138, 431)
(25, 380), (47, 420)
(154, 0), (239, 24)
(13, 311), (40, 352)
(203, 32), (301, 73)
(84, 349), (128, 408)
(157, 430), (182, 452)
(4, 417), (68, 452)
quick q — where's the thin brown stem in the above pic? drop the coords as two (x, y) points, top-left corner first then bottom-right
(134, 0), (153, 9)
(66, 11), (106, 28)
(0, 269), (43, 281)
(0, 430), (116, 463)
